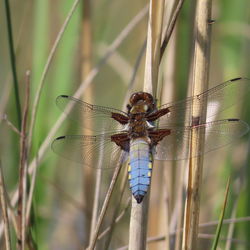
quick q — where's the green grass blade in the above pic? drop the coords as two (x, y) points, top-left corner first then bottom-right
(211, 177), (231, 250)
(4, 0), (22, 129)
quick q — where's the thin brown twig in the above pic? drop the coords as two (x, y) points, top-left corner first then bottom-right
(0, 161), (11, 250)
(17, 71), (30, 250)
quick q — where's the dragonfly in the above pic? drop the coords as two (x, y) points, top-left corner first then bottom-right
(52, 77), (250, 203)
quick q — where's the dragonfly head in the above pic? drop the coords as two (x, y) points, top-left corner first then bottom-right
(129, 92), (156, 114)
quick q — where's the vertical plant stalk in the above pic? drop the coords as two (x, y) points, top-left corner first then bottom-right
(182, 1), (212, 249)
(17, 71), (31, 250)
(80, 0), (95, 245)
(0, 161), (11, 250)
(4, 0), (22, 129)
(129, 0), (165, 249)
(144, 0), (165, 95)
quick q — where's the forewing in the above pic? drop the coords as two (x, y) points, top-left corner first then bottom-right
(157, 77), (250, 127)
(154, 119), (249, 161)
(51, 133), (128, 169)
(56, 95), (128, 132)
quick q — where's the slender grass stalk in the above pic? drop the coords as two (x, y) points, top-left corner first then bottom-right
(129, 1), (165, 249)
(3, 0), (22, 129)
(0, 161), (11, 250)
(17, 71), (30, 250)
(211, 177), (230, 250)
(182, 0), (212, 249)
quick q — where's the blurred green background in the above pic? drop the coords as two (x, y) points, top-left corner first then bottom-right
(0, 0), (250, 249)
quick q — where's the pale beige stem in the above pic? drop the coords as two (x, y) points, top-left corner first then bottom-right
(129, 0), (165, 250)
(182, 0), (212, 249)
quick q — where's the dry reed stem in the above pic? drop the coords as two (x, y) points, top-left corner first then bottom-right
(144, 0), (165, 95)
(129, 1), (165, 250)
(17, 71), (30, 250)
(129, 197), (149, 250)
(182, 1), (212, 249)
(0, 4), (149, 239)
(0, 162), (11, 250)
(80, 0), (95, 244)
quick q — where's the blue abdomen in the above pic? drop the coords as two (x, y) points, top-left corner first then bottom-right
(128, 138), (152, 203)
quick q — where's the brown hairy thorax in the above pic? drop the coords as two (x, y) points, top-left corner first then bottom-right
(111, 92), (171, 150)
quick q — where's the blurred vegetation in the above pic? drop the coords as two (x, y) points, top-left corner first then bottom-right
(0, 0), (250, 249)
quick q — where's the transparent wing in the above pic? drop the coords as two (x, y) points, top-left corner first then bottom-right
(154, 119), (249, 161)
(51, 133), (129, 169)
(157, 77), (250, 127)
(56, 95), (128, 132)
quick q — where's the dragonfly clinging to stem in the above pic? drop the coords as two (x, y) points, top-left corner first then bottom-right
(52, 77), (250, 203)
